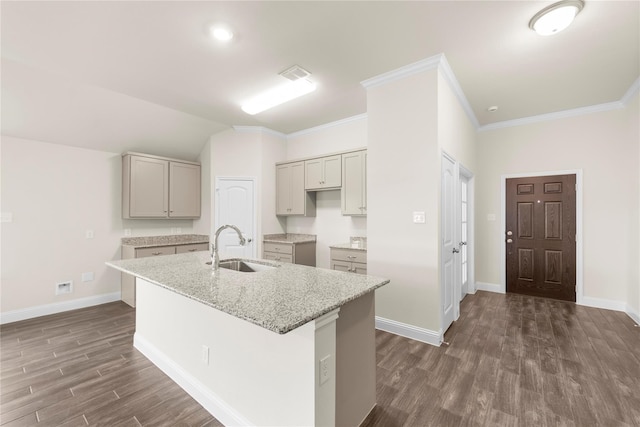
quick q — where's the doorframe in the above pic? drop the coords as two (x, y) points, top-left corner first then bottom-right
(499, 169), (583, 303)
(440, 151), (475, 326)
(214, 176), (258, 259)
(459, 164), (475, 297)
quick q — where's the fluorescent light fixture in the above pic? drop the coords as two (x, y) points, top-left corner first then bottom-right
(241, 79), (317, 115)
(210, 25), (233, 41)
(529, 0), (584, 36)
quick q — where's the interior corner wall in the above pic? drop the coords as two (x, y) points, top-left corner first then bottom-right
(193, 138), (212, 236)
(210, 128), (287, 258)
(0, 136), (196, 316)
(476, 106), (639, 307)
(436, 73), (477, 172)
(366, 68), (441, 332)
(285, 118), (368, 269)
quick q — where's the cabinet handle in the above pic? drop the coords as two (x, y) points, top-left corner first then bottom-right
(347, 255), (356, 259)
(152, 252), (163, 256)
(188, 249), (198, 252)
(275, 257), (281, 261)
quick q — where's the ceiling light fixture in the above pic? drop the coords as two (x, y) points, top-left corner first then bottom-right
(210, 25), (233, 42)
(529, 0), (584, 36)
(487, 106), (499, 112)
(241, 66), (317, 115)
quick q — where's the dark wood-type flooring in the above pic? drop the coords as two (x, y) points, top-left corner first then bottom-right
(1, 291), (639, 426)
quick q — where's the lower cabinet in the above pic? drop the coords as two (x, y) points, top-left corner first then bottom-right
(330, 248), (367, 274)
(263, 241), (316, 266)
(121, 242), (208, 307)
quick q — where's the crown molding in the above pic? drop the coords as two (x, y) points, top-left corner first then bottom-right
(477, 100), (626, 132)
(360, 54), (443, 89)
(232, 125), (287, 139)
(436, 55), (480, 129)
(360, 53), (480, 129)
(621, 76), (640, 106)
(287, 113), (368, 139)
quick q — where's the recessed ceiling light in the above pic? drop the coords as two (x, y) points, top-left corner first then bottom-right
(529, 0), (584, 36)
(487, 106), (499, 112)
(210, 25), (233, 42)
(241, 78), (317, 115)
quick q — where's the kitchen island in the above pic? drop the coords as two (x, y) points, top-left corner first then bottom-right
(106, 252), (389, 427)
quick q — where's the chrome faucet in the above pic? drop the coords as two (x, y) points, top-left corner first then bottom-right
(211, 225), (248, 272)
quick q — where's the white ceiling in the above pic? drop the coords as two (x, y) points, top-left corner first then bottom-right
(2, 1), (638, 160)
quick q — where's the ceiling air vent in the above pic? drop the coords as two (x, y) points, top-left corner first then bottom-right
(279, 65), (311, 81)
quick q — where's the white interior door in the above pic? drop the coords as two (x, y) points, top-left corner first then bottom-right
(441, 153), (456, 334)
(215, 177), (256, 259)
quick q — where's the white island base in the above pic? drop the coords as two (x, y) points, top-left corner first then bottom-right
(133, 278), (376, 427)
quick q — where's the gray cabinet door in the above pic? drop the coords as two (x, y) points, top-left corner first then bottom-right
(276, 163), (292, 215)
(169, 162), (201, 218)
(129, 156), (169, 218)
(341, 151), (366, 215)
(276, 161), (315, 216)
(305, 155), (342, 190)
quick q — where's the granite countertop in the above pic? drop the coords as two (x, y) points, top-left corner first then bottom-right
(330, 237), (367, 251)
(122, 234), (209, 248)
(263, 233), (317, 244)
(106, 252), (388, 334)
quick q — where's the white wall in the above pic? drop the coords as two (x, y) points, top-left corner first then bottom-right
(367, 68), (442, 332)
(476, 103), (640, 308)
(205, 128), (287, 257)
(0, 136), (196, 318)
(286, 116), (368, 269)
(626, 92), (640, 319)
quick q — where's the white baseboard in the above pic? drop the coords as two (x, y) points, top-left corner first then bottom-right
(134, 333), (252, 427)
(475, 282), (503, 294)
(0, 292), (122, 325)
(625, 305), (640, 325)
(578, 296), (627, 312)
(375, 316), (442, 347)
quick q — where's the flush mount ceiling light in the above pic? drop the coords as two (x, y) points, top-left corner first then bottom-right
(241, 66), (317, 115)
(529, 0), (584, 36)
(210, 24), (233, 41)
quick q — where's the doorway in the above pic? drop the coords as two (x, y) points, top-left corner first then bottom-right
(214, 177), (257, 259)
(505, 174), (577, 302)
(441, 152), (475, 335)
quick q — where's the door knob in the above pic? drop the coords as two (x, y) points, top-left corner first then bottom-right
(506, 231), (513, 236)
(459, 241), (467, 247)
(452, 248), (460, 253)
(506, 238), (513, 243)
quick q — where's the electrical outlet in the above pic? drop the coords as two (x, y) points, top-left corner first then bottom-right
(82, 272), (94, 282)
(176, 227), (181, 234)
(319, 355), (331, 385)
(85, 230), (94, 239)
(412, 211), (426, 224)
(202, 345), (209, 365)
(124, 228), (132, 237)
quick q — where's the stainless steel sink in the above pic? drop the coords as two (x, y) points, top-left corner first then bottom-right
(206, 259), (277, 273)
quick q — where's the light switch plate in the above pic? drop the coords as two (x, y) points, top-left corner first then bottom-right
(413, 211), (426, 224)
(487, 214), (496, 221)
(0, 212), (13, 223)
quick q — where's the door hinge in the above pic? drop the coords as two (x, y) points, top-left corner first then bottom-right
(575, 184), (577, 192)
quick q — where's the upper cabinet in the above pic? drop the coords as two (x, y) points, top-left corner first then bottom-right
(341, 150), (367, 216)
(305, 155), (342, 190)
(276, 161), (316, 216)
(122, 153), (201, 219)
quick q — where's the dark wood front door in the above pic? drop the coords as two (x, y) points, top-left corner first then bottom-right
(506, 174), (576, 302)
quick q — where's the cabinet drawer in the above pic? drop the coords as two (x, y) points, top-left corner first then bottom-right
(136, 246), (176, 258)
(331, 248), (366, 264)
(264, 252), (293, 263)
(263, 242), (293, 255)
(176, 243), (208, 254)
